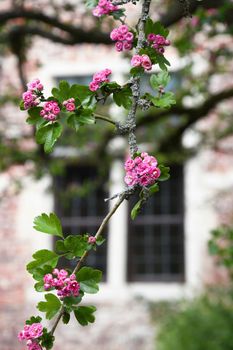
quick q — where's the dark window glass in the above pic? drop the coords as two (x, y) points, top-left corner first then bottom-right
(127, 165), (184, 282)
(54, 165), (108, 279)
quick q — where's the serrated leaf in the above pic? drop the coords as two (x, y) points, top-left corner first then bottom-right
(35, 280), (45, 292)
(96, 235), (105, 246)
(113, 87), (132, 110)
(74, 306), (96, 326)
(62, 312), (70, 324)
(85, 0), (98, 8)
(145, 18), (155, 36)
(25, 316), (42, 325)
(78, 109), (95, 125)
(67, 114), (81, 131)
(37, 293), (61, 320)
(41, 330), (55, 350)
(33, 213), (63, 238)
(158, 165), (170, 181)
(150, 92), (176, 109)
(76, 267), (102, 294)
(130, 66), (145, 76)
(150, 71), (170, 90)
(156, 54), (170, 70)
(131, 199), (143, 220)
(64, 235), (89, 258)
(70, 84), (94, 106)
(153, 21), (169, 38)
(27, 250), (59, 275)
(36, 122), (63, 153)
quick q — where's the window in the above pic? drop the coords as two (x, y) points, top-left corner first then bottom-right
(54, 165), (109, 279)
(127, 165), (184, 282)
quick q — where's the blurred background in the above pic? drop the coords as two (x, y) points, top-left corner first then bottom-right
(0, 0), (232, 349)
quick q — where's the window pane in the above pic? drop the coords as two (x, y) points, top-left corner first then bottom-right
(54, 165), (108, 280)
(127, 165), (184, 282)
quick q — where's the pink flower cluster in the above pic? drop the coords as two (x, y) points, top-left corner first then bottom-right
(89, 69), (112, 91)
(43, 268), (80, 299)
(124, 152), (161, 187)
(110, 25), (134, 52)
(147, 33), (170, 54)
(92, 0), (118, 17)
(18, 323), (43, 350)
(22, 79), (43, 110)
(63, 98), (76, 112)
(40, 100), (60, 121)
(131, 54), (152, 71)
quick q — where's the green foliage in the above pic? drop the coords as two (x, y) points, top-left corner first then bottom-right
(36, 122), (63, 153)
(33, 213), (63, 238)
(156, 294), (233, 350)
(113, 87), (132, 110)
(26, 107), (46, 129)
(148, 182), (159, 195)
(25, 315), (42, 325)
(76, 266), (102, 294)
(131, 199), (144, 220)
(208, 226), (233, 276)
(158, 165), (170, 181)
(37, 293), (61, 320)
(145, 19), (169, 38)
(74, 306), (96, 326)
(27, 249), (59, 275)
(41, 328), (55, 350)
(55, 234), (89, 258)
(62, 312), (71, 324)
(149, 92), (176, 108)
(150, 71), (170, 89)
(96, 235), (105, 246)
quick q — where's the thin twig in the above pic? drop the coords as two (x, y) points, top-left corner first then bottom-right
(50, 194), (125, 335)
(94, 113), (117, 126)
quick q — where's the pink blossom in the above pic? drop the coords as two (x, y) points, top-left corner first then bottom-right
(89, 69), (112, 91)
(92, 0), (118, 17)
(110, 25), (134, 52)
(141, 54), (152, 71)
(28, 324), (43, 339)
(43, 268), (80, 299)
(118, 24), (128, 35)
(63, 98), (76, 112)
(123, 41), (132, 50)
(27, 341), (42, 350)
(124, 152), (160, 187)
(131, 54), (142, 67)
(27, 79), (44, 92)
(88, 236), (97, 244)
(115, 41), (123, 51)
(147, 32), (170, 54)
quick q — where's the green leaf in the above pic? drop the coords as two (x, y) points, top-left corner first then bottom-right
(76, 267), (102, 294)
(41, 330), (55, 350)
(150, 71), (170, 90)
(74, 306), (96, 326)
(130, 66), (145, 76)
(55, 239), (66, 253)
(149, 92), (176, 109)
(113, 87), (132, 110)
(148, 182), (159, 195)
(20, 100), (25, 110)
(112, 8), (126, 20)
(155, 54), (171, 70)
(33, 213), (63, 238)
(34, 280), (45, 292)
(78, 109), (95, 125)
(62, 312), (70, 324)
(96, 235), (105, 246)
(59, 80), (70, 100)
(63, 235), (89, 258)
(131, 199), (143, 220)
(145, 18), (155, 36)
(27, 250), (59, 275)
(153, 21), (169, 38)
(25, 316), (42, 325)
(26, 107), (47, 129)
(36, 122), (63, 153)
(67, 114), (81, 132)
(37, 293), (61, 320)
(85, 0), (98, 8)
(70, 84), (94, 106)
(158, 165), (170, 181)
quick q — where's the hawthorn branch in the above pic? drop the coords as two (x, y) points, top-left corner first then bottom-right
(50, 194), (126, 335)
